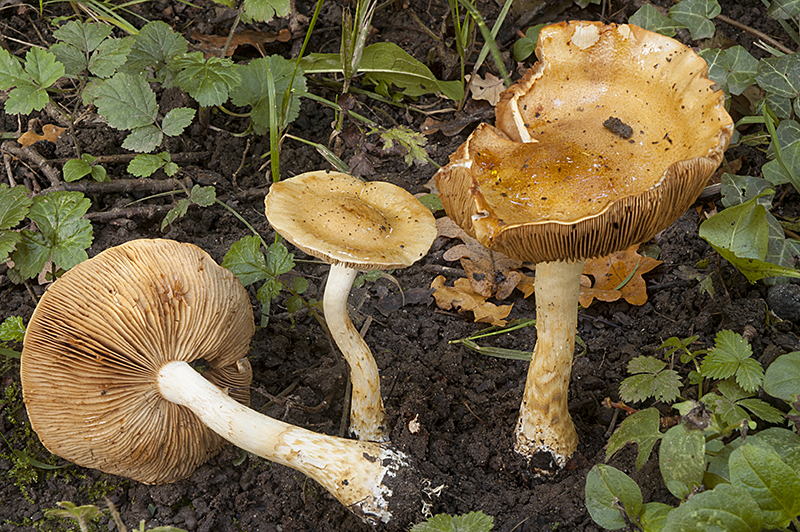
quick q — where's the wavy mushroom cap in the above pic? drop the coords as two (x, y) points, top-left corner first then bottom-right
(21, 239), (255, 484)
(436, 21), (733, 263)
(265, 171), (438, 270)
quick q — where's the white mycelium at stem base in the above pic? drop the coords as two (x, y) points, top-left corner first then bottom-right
(324, 263), (388, 442)
(157, 360), (407, 525)
(515, 260), (585, 468)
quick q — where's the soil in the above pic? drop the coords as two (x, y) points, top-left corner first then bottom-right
(1, 0), (798, 531)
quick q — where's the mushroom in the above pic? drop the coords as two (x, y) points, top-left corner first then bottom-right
(21, 239), (419, 526)
(434, 21), (733, 470)
(265, 171), (437, 443)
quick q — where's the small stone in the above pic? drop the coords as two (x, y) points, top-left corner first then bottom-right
(767, 283), (800, 322)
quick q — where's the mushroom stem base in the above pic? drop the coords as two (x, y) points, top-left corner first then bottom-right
(514, 259), (584, 471)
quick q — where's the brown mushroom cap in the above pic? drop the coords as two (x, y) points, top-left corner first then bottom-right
(21, 239), (255, 484)
(265, 171), (438, 270)
(436, 21), (733, 264)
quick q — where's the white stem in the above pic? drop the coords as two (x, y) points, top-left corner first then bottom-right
(324, 263), (388, 442)
(515, 259), (585, 469)
(157, 360), (405, 525)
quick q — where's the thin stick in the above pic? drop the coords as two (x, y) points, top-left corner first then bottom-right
(716, 14), (794, 55)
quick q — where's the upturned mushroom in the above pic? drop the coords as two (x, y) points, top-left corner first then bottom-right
(21, 239), (419, 527)
(265, 171), (437, 443)
(435, 21), (733, 470)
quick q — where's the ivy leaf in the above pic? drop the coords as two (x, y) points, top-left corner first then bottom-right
(93, 72), (158, 131)
(172, 52), (241, 107)
(121, 21), (188, 82)
(700, 330), (763, 392)
(668, 0), (721, 40)
(720, 174), (774, 208)
(628, 4), (684, 37)
(729, 444), (800, 528)
(725, 46), (759, 95)
(161, 107), (196, 137)
(662, 483), (763, 532)
(763, 351), (800, 402)
(230, 55), (307, 134)
(242, 0), (291, 23)
(767, 0), (800, 20)
(222, 235), (269, 286)
(756, 53), (800, 99)
(606, 407), (663, 470)
(659, 423), (706, 500)
(620, 357), (682, 404)
(585, 465), (643, 530)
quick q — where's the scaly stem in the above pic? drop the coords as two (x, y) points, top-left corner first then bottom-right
(324, 263), (388, 442)
(515, 259), (584, 470)
(157, 360), (404, 525)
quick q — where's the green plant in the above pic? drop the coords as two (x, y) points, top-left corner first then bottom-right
(585, 330), (800, 531)
(411, 511), (494, 532)
(46, 500), (186, 532)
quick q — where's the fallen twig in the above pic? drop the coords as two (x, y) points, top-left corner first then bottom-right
(1, 141), (60, 187)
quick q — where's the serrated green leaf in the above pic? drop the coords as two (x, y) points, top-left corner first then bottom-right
(161, 198), (190, 230)
(628, 355), (666, 374)
(669, 0), (721, 40)
(764, 351), (800, 402)
(62, 158), (93, 182)
(26, 191), (92, 273)
(660, 424), (706, 500)
(94, 72), (157, 131)
(411, 511), (494, 532)
(0, 48), (29, 89)
(89, 38), (132, 79)
(757, 54), (800, 99)
(0, 316), (25, 342)
(122, 124), (162, 153)
(53, 20), (112, 52)
(768, 0), (800, 19)
(737, 398), (786, 424)
(24, 47), (65, 88)
(161, 107), (195, 137)
(700, 330), (762, 391)
(607, 407), (663, 470)
(735, 358), (764, 393)
(729, 444), (800, 528)
(164, 162), (179, 176)
(172, 52), (241, 107)
(0, 232), (21, 262)
(222, 235), (269, 286)
(230, 55), (307, 134)
(620, 371), (682, 404)
(121, 21), (187, 81)
(10, 230), (50, 280)
(265, 241), (294, 277)
(187, 185), (215, 207)
(6, 84), (49, 115)
(628, 4), (684, 36)
(128, 153), (167, 177)
(242, 0), (291, 23)
(585, 464), (643, 530)
(0, 184), (32, 231)
(662, 483), (763, 532)
(257, 276), (282, 302)
(50, 42), (88, 78)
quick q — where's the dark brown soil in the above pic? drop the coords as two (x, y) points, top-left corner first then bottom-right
(1, 0), (798, 531)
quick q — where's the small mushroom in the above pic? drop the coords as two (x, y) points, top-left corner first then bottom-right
(21, 239), (419, 527)
(265, 171), (437, 442)
(435, 21), (733, 471)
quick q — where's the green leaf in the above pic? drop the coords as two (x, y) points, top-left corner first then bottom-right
(720, 174), (774, 208)
(90, 164), (107, 182)
(187, 184), (215, 207)
(49, 42), (88, 78)
(725, 46), (759, 95)
(172, 52), (241, 107)
(373, 125), (430, 166)
(292, 276), (308, 294)
(10, 231), (50, 280)
(641, 502), (672, 532)
(749, 428), (800, 471)
(700, 330), (762, 392)
(230, 55), (307, 134)
(242, 0), (291, 23)
(512, 24), (544, 62)
(161, 198), (190, 230)
(662, 483), (763, 532)
(53, 20), (112, 52)
(0, 47), (30, 89)
(122, 21), (187, 81)
(410, 511), (494, 532)
(737, 398), (786, 424)
(161, 107), (195, 137)
(265, 241), (294, 277)
(763, 119), (800, 186)
(767, 0), (800, 19)
(62, 158), (93, 182)
(756, 53), (800, 99)
(285, 295), (303, 314)
(620, 356), (682, 404)
(94, 72), (158, 131)
(668, 0), (721, 40)
(729, 444), (800, 528)
(659, 424), (705, 500)
(222, 235), (269, 286)
(763, 351), (800, 402)
(0, 316), (25, 342)
(585, 464), (643, 530)
(0, 184), (32, 231)
(607, 407), (663, 470)
(24, 47), (65, 88)
(88, 38), (132, 79)
(5, 84), (49, 115)
(122, 124), (162, 153)
(629, 4), (684, 37)
(257, 276), (282, 302)
(128, 153), (168, 177)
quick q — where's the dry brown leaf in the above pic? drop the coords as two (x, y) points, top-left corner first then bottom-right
(431, 275), (512, 326)
(579, 246), (662, 308)
(191, 29), (291, 57)
(469, 72), (505, 106)
(18, 124), (65, 148)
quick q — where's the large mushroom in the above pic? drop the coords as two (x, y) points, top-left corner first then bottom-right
(435, 21), (733, 470)
(21, 239), (419, 527)
(265, 171), (437, 443)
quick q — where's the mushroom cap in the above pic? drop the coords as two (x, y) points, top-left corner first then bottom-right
(435, 21), (733, 264)
(21, 239), (255, 484)
(265, 171), (437, 270)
